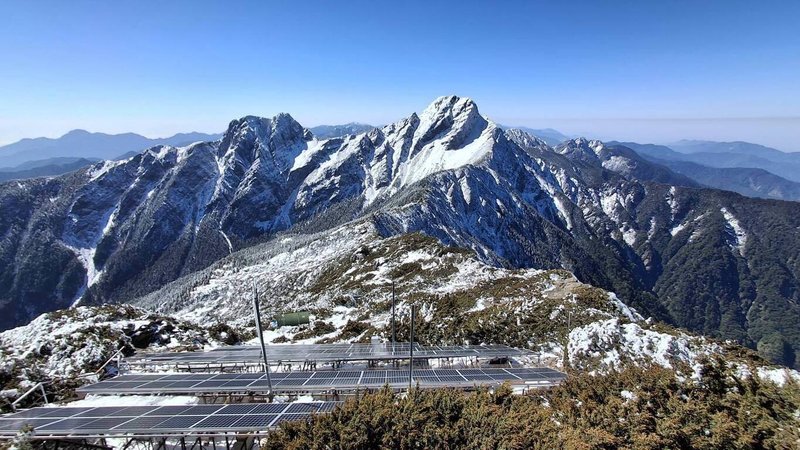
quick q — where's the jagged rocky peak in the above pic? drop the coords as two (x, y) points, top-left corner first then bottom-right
(413, 95), (491, 151)
(216, 113), (313, 175)
(555, 137), (606, 161)
(504, 128), (552, 152)
(220, 113), (310, 153)
(141, 144), (177, 161)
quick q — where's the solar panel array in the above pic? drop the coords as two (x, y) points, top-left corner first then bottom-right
(78, 368), (565, 395)
(0, 403), (340, 438)
(0, 341), (563, 440)
(126, 343), (532, 365)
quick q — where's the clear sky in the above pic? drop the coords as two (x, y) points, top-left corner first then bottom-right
(1, 0), (798, 150)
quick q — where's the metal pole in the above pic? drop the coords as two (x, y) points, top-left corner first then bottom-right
(408, 304), (415, 390)
(391, 281), (396, 345)
(252, 283), (273, 398)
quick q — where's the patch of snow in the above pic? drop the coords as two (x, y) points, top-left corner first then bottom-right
(88, 160), (127, 182)
(621, 227), (637, 246)
(670, 221), (687, 236)
(568, 318), (720, 373)
(720, 207), (748, 255)
(553, 196), (573, 230)
(601, 156), (634, 174)
(65, 395), (199, 407)
(620, 390), (636, 402)
(607, 293), (643, 322)
(757, 367), (800, 386)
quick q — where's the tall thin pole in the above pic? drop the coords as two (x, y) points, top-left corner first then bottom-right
(391, 281), (396, 345)
(408, 304), (415, 390)
(252, 283), (273, 398)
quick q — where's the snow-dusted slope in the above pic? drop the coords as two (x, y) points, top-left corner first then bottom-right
(4, 229), (797, 408)
(0, 305), (236, 402)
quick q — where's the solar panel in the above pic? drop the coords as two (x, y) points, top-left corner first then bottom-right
(84, 417), (135, 430)
(182, 405), (224, 415)
(116, 416), (172, 429)
(77, 368), (565, 395)
(285, 403), (326, 413)
(249, 404), (288, 414)
(145, 406), (193, 416)
(37, 418), (94, 431)
(0, 402), (341, 438)
(126, 343), (534, 366)
(39, 408), (90, 418)
(153, 416), (205, 429)
(74, 407), (126, 417)
(193, 415), (240, 428)
(217, 404), (258, 414)
(272, 413), (309, 426)
(232, 415), (276, 428)
(0, 418), (60, 431)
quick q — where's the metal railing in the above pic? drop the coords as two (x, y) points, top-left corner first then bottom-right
(11, 347), (127, 411)
(10, 382), (49, 412)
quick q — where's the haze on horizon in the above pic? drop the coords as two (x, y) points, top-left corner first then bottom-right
(1, 0), (798, 151)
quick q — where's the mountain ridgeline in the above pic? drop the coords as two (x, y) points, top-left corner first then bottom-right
(0, 129), (223, 169)
(0, 96), (798, 367)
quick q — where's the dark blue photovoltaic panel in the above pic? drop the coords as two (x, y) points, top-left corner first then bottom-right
(154, 416), (205, 429)
(0, 402), (342, 438)
(83, 417), (135, 430)
(249, 404), (289, 414)
(272, 413), (309, 426)
(285, 403), (327, 413)
(77, 368), (566, 395)
(192, 415), (240, 428)
(232, 415), (276, 428)
(126, 344), (534, 366)
(217, 404), (258, 415)
(0, 418), (58, 431)
(145, 406), (193, 416)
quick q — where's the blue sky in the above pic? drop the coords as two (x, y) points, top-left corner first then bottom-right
(1, 0), (798, 149)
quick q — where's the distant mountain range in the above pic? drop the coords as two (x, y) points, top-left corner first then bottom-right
(615, 141), (800, 183)
(0, 130), (223, 169)
(670, 139), (799, 160)
(0, 157), (99, 183)
(613, 141), (800, 201)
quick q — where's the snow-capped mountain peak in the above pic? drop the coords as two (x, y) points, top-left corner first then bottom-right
(555, 137), (606, 161)
(504, 128), (551, 153)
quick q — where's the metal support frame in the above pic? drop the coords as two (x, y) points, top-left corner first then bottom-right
(11, 381), (49, 411)
(251, 283), (273, 401)
(391, 281), (396, 344)
(408, 304), (416, 390)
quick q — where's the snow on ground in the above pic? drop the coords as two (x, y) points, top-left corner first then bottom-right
(601, 155), (634, 174)
(553, 196), (573, 230)
(163, 222), (376, 326)
(87, 159), (128, 182)
(0, 305), (220, 392)
(607, 293), (643, 322)
(621, 227), (637, 247)
(721, 207), (748, 255)
(567, 317), (800, 384)
(64, 395), (199, 407)
(670, 221), (687, 236)
(568, 318), (720, 373)
(756, 366), (800, 387)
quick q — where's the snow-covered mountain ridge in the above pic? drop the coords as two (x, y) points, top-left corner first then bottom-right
(1, 96), (799, 370)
